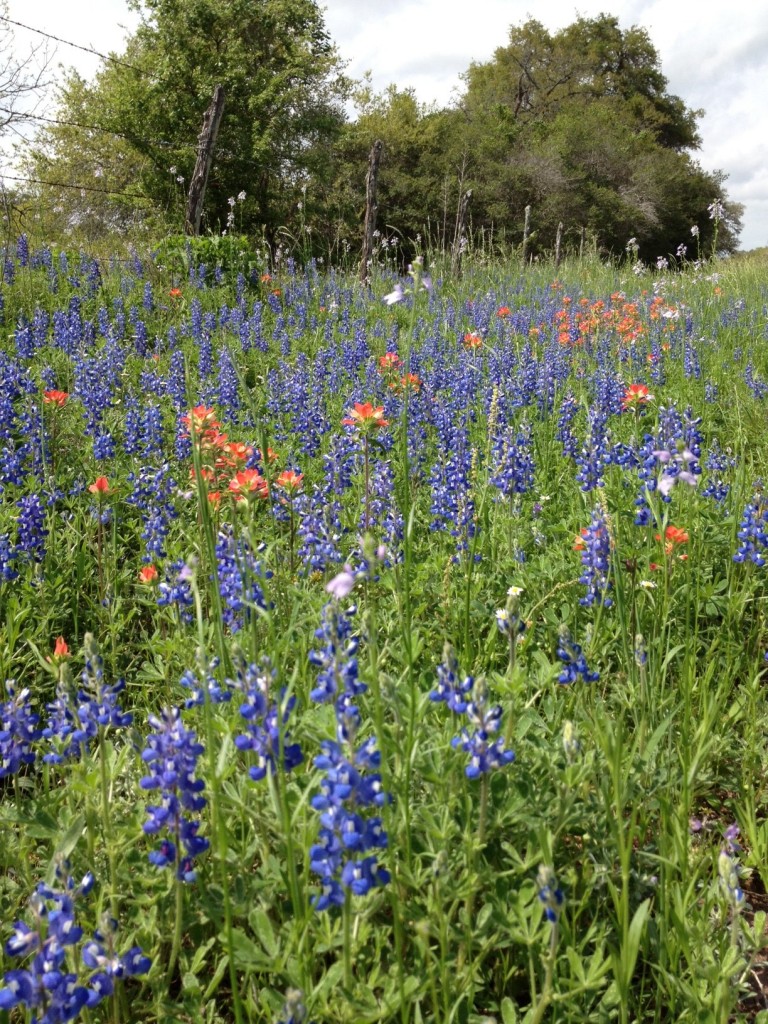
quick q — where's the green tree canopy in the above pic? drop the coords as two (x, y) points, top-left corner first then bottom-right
(25, 0), (348, 242)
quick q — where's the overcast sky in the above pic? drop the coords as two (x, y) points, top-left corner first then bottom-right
(6, 0), (768, 250)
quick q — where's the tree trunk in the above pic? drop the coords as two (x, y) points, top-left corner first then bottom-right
(555, 221), (563, 269)
(185, 85), (225, 236)
(359, 139), (383, 283)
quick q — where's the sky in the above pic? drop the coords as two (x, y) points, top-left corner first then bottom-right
(5, 0), (768, 250)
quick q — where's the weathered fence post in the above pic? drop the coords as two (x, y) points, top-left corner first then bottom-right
(521, 204), (531, 263)
(185, 84), (225, 236)
(451, 188), (472, 276)
(555, 221), (563, 269)
(359, 139), (383, 283)
(579, 225), (586, 261)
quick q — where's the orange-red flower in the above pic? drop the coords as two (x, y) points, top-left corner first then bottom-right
(47, 635), (70, 665)
(655, 524), (689, 555)
(622, 383), (653, 411)
(181, 405), (220, 434)
(88, 476), (111, 495)
(169, 288), (182, 299)
(216, 441), (254, 470)
(573, 528), (588, 551)
(496, 306), (511, 318)
(463, 332), (482, 348)
(400, 373), (422, 392)
(275, 470), (304, 493)
(258, 446), (280, 465)
(43, 390), (69, 407)
(53, 636), (69, 658)
(342, 402), (389, 431)
(650, 525), (689, 565)
(138, 565), (158, 584)
(260, 273), (272, 283)
(378, 352), (401, 371)
(228, 469), (269, 501)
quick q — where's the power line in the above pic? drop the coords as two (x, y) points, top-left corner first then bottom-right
(0, 15), (141, 72)
(0, 172), (153, 203)
(0, 106), (194, 152)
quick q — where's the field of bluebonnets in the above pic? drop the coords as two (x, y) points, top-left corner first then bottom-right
(2, 227), (768, 1024)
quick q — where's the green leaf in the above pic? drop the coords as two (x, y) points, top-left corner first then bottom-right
(248, 906), (278, 959)
(56, 813), (87, 859)
(501, 996), (518, 1024)
(222, 927), (269, 970)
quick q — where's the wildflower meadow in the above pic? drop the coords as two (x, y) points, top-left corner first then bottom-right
(2, 232), (768, 1024)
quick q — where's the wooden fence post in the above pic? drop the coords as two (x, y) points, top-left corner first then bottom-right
(185, 84), (225, 236)
(521, 204), (531, 263)
(359, 139), (383, 283)
(451, 188), (472, 276)
(555, 221), (563, 269)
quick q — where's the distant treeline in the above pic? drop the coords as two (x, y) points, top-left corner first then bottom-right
(19, 2), (742, 262)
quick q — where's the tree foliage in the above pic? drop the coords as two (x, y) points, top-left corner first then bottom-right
(22, 9), (742, 261)
(25, 0), (348, 241)
(332, 15), (742, 262)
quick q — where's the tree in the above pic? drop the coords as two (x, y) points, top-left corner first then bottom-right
(447, 14), (741, 259)
(331, 84), (456, 264)
(0, 2), (52, 140)
(24, 0), (348, 243)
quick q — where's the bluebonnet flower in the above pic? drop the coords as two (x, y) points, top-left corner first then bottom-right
(140, 706), (209, 882)
(429, 643), (474, 714)
(309, 737), (389, 909)
(355, 458), (402, 563)
(0, 684), (41, 778)
(537, 865), (564, 923)
(42, 683), (81, 765)
(308, 602), (364, 706)
(489, 422), (535, 497)
(276, 988), (310, 1024)
(556, 628), (599, 685)
(733, 488), (768, 566)
(157, 560), (195, 623)
(718, 829), (744, 910)
(72, 633), (133, 751)
(702, 439), (735, 504)
(92, 431), (115, 461)
(0, 866), (148, 1019)
(574, 411), (611, 492)
(0, 533), (18, 581)
(82, 916), (152, 997)
(16, 233), (29, 267)
(450, 679), (515, 778)
(15, 493), (47, 563)
(296, 488), (344, 574)
(230, 654), (303, 780)
(429, 415), (476, 558)
(127, 464), (178, 561)
(217, 346), (240, 418)
(215, 528), (269, 632)
(179, 651), (230, 709)
(556, 392), (580, 459)
(574, 506), (612, 607)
